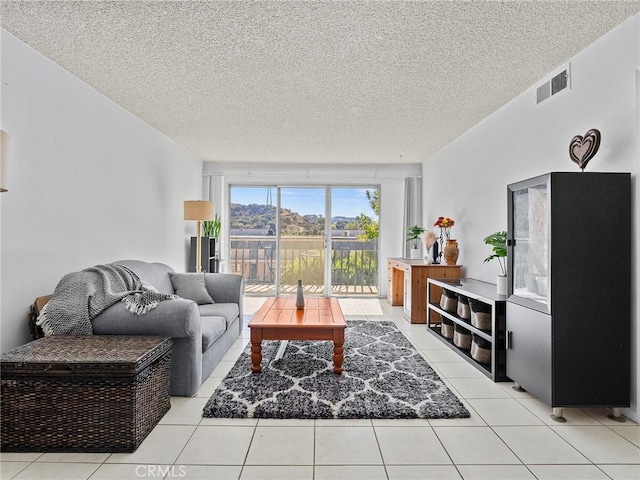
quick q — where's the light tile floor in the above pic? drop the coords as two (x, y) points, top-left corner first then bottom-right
(2, 298), (639, 480)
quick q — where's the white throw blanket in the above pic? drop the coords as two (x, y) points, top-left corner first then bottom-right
(36, 263), (176, 335)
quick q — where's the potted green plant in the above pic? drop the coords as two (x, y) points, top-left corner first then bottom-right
(200, 214), (221, 271)
(483, 230), (507, 294)
(203, 214), (221, 241)
(406, 225), (426, 259)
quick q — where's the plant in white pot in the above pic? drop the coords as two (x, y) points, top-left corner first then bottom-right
(483, 231), (507, 295)
(406, 225), (426, 259)
(201, 214), (222, 271)
(203, 214), (221, 241)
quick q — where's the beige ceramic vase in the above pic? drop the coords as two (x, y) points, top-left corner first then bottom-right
(443, 239), (459, 265)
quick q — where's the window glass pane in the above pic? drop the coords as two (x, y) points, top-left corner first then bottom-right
(513, 184), (548, 307)
(330, 187), (379, 295)
(279, 188), (325, 294)
(229, 187), (277, 295)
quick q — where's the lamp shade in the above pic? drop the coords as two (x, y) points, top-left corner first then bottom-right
(184, 200), (214, 221)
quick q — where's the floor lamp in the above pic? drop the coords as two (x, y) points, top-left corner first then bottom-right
(184, 200), (215, 272)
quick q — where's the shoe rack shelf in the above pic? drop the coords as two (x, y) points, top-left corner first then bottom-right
(427, 278), (509, 382)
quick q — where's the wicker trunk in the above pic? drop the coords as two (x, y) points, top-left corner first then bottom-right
(1, 335), (172, 453)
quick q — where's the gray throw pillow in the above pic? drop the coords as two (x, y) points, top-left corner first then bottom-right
(169, 273), (214, 305)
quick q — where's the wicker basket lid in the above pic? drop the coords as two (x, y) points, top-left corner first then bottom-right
(1, 336), (171, 377)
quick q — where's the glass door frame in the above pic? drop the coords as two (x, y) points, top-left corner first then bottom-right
(277, 186), (328, 296)
(507, 173), (551, 314)
(228, 184), (379, 297)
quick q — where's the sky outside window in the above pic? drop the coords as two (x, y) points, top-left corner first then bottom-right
(231, 187), (378, 219)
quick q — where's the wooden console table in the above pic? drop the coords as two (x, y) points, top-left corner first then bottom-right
(387, 258), (461, 324)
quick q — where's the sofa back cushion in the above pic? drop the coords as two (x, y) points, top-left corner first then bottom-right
(115, 260), (176, 295)
(169, 273), (214, 304)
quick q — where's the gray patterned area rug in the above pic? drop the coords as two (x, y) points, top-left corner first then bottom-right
(203, 320), (470, 419)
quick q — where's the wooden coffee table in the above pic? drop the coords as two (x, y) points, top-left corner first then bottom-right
(248, 297), (346, 374)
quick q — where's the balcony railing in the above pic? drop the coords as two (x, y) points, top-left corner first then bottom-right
(230, 235), (378, 295)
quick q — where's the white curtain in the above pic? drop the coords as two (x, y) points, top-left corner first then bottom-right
(206, 175), (226, 269)
(403, 176), (423, 257)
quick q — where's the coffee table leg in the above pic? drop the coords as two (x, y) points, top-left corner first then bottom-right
(251, 341), (262, 373)
(332, 327), (345, 374)
(332, 342), (343, 374)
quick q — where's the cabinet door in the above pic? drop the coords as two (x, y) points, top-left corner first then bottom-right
(387, 263), (394, 303)
(508, 176), (550, 313)
(403, 269), (412, 318)
(387, 262), (403, 306)
(506, 302), (552, 405)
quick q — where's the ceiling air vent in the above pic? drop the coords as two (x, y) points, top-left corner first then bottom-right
(536, 64), (570, 104)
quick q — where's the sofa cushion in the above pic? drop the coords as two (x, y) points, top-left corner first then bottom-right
(198, 303), (240, 329)
(169, 273), (214, 305)
(201, 315), (226, 351)
(116, 260), (176, 295)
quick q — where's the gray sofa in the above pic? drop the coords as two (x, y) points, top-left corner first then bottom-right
(91, 260), (244, 397)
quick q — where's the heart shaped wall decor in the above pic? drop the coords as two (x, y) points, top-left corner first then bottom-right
(569, 129), (601, 170)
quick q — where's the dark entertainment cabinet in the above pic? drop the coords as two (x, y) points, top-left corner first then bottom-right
(506, 172), (631, 420)
(427, 278), (508, 382)
(189, 237), (219, 273)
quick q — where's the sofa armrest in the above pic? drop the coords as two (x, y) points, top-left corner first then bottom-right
(92, 297), (204, 397)
(204, 273), (244, 331)
(92, 298), (201, 339)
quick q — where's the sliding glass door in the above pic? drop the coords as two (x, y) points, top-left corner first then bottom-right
(229, 187), (277, 295)
(330, 188), (379, 295)
(279, 188), (326, 295)
(229, 185), (378, 296)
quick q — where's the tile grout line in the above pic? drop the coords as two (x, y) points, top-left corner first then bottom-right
(369, 422), (390, 480)
(429, 422), (465, 479)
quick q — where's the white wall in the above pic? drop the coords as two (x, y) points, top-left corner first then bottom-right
(423, 15), (640, 420)
(204, 161), (421, 296)
(0, 31), (204, 352)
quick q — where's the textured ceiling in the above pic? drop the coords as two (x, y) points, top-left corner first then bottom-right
(2, 1), (639, 164)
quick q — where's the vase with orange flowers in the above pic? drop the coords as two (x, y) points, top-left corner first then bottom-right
(434, 217), (458, 265)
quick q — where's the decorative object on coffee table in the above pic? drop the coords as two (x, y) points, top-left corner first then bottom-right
(569, 128), (601, 171)
(203, 320), (469, 420)
(296, 280), (305, 310)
